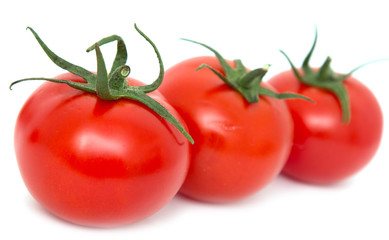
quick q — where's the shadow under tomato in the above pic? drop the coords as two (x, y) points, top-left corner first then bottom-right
(23, 174), (354, 229)
(25, 192), (191, 230)
(279, 173), (355, 189)
(174, 174), (354, 208)
(24, 196), (89, 230)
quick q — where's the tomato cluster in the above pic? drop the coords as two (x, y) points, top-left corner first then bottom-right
(11, 25), (383, 227)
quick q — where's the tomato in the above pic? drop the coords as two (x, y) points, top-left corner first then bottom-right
(159, 54), (295, 203)
(12, 25), (192, 227)
(267, 32), (383, 184)
(14, 73), (190, 227)
(268, 71), (383, 184)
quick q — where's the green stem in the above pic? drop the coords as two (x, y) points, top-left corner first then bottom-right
(86, 34), (127, 78)
(94, 43), (114, 100)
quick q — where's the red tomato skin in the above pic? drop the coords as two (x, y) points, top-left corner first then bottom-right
(159, 56), (294, 203)
(14, 73), (190, 227)
(268, 70), (383, 184)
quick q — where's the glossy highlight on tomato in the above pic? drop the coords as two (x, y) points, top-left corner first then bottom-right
(14, 73), (190, 227)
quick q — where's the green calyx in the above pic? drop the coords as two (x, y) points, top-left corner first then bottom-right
(182, 39), (312, 103)
(280, 28), (368, 124)
(10, 24), (194, 144)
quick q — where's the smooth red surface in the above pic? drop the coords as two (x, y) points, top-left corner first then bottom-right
(268, 70), (383, 184)
(159, 56), (294, 203)
(14, 73), (190, 227)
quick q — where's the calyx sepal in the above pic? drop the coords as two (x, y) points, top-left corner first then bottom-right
(279, 28), (376, 124)
(182, 39), (312, 103)
(10, 24), (194, 144)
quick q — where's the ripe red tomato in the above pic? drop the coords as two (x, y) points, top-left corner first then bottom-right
(268, 71), (383, 184)
(159, 56), (294, 203)
(14, 72), (190, 227)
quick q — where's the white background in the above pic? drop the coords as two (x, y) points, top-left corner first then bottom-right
(1, 0), (388, 239)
